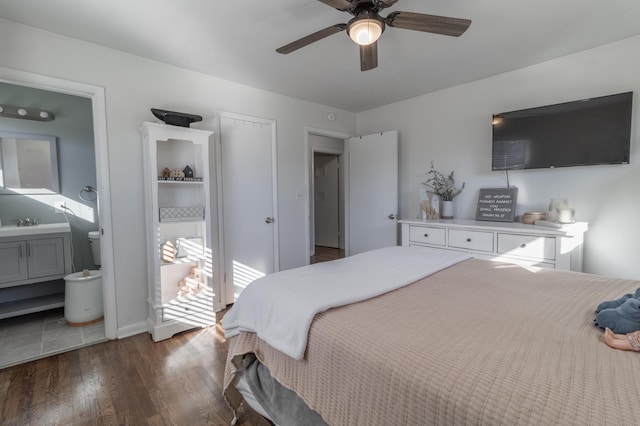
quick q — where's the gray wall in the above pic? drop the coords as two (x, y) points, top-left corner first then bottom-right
(1, 19), (359, 335)
(0, 82), (98, 271)
(357, 35), (640, 280)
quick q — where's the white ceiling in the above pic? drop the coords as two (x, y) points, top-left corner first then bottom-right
(1, 0), (640, 112)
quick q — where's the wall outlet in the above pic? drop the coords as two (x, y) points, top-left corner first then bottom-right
(54, 201), (66, 214)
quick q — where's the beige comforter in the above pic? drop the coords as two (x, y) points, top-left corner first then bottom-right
(224, 259), (640, 425)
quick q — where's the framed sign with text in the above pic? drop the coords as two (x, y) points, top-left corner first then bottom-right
(475, 187), (518, 222)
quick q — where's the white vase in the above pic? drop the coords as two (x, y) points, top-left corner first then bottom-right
(440, 200), (454, 219)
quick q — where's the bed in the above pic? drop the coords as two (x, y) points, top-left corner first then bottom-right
(222, 246), (640, 425)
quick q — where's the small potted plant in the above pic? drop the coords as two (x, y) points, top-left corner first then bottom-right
(422, 161), (465, 219)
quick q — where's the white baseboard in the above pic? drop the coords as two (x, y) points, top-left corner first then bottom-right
(117, 321), (148, 339)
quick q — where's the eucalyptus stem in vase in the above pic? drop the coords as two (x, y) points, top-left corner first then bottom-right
(422, 161), (465, 219)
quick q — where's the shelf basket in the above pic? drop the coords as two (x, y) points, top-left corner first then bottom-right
(159, 206), (204, 222)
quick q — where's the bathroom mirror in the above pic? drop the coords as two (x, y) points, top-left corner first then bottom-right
(0, 131), (59, 193)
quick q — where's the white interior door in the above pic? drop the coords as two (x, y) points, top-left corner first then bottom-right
(219, 114), (278, 303)
(314, 153), (340, 248)
(347, 131), (398, 255)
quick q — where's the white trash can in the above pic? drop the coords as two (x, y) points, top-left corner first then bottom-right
(64, 269), (103, 326)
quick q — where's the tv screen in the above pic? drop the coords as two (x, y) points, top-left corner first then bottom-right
(492, 92), (633, 170)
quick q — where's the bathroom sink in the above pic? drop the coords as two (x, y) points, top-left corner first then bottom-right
(0, 222), (71, 238)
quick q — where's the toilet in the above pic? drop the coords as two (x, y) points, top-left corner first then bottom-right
(88, 230), (101, 267)
(63, 230), (103, 326)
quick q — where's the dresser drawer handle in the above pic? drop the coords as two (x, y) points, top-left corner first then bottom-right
(520, 243), (527, 248)
(466, 238), (472, 242)
(423, 234), (429, 237)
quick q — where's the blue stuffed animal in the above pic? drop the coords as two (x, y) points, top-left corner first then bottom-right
(595, 287), (640, 313)
(595, 289), (640, 334)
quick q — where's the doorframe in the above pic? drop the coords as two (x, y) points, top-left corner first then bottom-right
(304, 127), (352, 264)
(216, 111), (279, 305)
(0, 66), (117, 339)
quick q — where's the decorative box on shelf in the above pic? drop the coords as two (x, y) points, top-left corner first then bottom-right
(159, 206), (204, 222)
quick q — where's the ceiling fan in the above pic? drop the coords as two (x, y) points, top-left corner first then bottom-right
(276, 0), (471, 71)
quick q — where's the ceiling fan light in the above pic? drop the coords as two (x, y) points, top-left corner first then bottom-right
(348, 19), (383, 46)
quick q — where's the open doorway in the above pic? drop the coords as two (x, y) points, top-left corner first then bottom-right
(306, 129), (399, 263)
(0, 67), (114, 368)
(311, 152), (344, 264)
(307, 131), (349, 264)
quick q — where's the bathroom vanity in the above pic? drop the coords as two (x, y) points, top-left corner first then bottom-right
(0, 223), (73, 319)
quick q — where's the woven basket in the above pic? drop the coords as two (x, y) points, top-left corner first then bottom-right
(522, 211), (546, 224)
(522, 212), (547, 225)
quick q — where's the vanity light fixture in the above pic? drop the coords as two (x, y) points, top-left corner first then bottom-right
(0, 104), (55, 122)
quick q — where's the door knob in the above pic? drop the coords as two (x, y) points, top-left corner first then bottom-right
(388, 214), (398, 220)
(265, 217), (275, 224)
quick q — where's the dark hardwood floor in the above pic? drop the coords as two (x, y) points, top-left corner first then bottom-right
(310, 245), (344, 264)
(1, 252), (348, 425)
(0, 317), (270, 426)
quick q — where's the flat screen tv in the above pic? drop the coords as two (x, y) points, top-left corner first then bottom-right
(492, 91), (633, 170)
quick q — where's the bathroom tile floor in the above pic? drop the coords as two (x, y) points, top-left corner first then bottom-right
(0, 308), (106, 369)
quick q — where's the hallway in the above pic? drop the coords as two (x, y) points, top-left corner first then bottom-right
(310, 245), (345, 264)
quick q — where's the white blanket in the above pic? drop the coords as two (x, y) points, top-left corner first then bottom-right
(222, 245), (471, 360)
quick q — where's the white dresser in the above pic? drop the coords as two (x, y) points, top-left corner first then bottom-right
(399, 219), (588, 271)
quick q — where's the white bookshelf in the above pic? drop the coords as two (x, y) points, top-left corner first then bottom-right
(139, 122), (217, 341)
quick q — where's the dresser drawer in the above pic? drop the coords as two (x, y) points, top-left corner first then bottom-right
(409, 226), (446, 246)
(162, 294), (213, 322)
(448, 229), (493, 252)
(497, 233), (556, 260)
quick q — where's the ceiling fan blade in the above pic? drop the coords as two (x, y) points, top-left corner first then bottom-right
(360, 42), (378, 71)
(276, 24), (347, 54)
(386, 11), (471, 37)
(318, 0), (352, 11)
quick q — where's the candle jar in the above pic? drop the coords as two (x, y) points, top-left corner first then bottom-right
(556, 208), (575, 224)
(548, 198), (568, 222)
